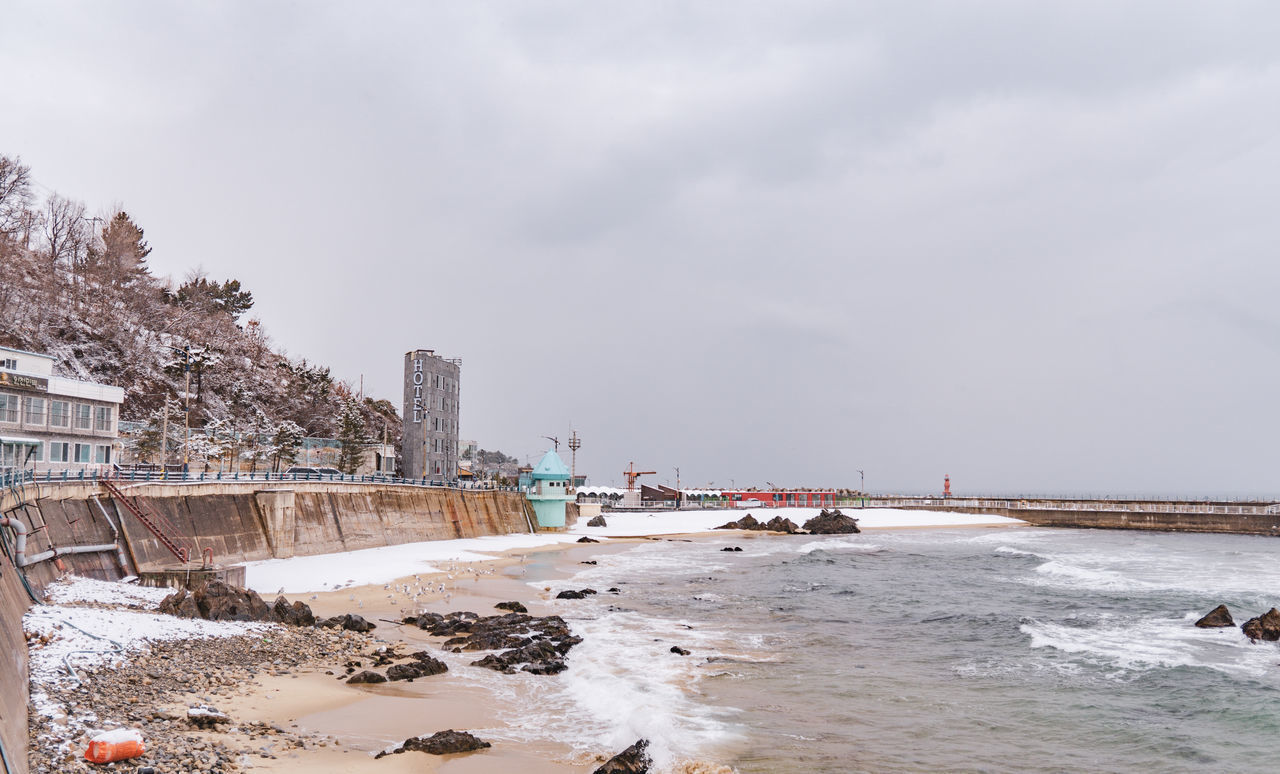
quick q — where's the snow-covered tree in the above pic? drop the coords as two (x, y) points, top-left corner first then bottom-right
(270, 420), (305, 472)
(336, 398), (365, 474)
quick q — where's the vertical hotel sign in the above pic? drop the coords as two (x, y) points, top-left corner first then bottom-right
(412, 357), (425, 423)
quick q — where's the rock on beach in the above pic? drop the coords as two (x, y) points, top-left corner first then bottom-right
(802, 509), (861, 534)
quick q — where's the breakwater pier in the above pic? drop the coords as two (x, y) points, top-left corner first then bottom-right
(867, 495), (1280, 536)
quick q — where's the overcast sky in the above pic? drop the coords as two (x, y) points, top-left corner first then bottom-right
(4, 1), (1279, 495)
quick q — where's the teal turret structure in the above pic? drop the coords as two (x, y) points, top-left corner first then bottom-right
(526, 448), (572, 529)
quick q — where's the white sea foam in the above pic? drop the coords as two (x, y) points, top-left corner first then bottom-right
(798, 538), (884, 554)
(993, 546), (1045, 558)
(1021, 614), (1276, 679)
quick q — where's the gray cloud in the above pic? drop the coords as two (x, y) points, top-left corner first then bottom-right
(4, 0), (1279, 495)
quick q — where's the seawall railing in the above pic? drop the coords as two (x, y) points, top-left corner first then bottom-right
(0, 467), (519, 493)
(867, 496), (1280, 516)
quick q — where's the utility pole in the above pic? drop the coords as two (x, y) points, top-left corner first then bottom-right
(160, 397), (169, 467)
(567, 431), (581, 493)
(674, 466), (681, 510)
(857, 469), (864, 493)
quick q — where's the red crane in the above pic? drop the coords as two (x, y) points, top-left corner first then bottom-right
(623, 462), (656, 491)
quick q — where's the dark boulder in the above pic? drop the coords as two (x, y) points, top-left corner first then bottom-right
(159, 580), (283, 623)
(347, 670), (387, 684)
(271, 596), (316, 627)
(715, 513), (761, 530)
(802, 509), (861, 534)
(1242, 608), (1280, 642)
(410, 653), (449, 676)
(320, 613), (377, 632)
(375, 730), (491, 758)
(763, 516), (800, 534)
(156, 587), (202, 619)
(1195, 604), (1235, 628)
(587, 515), (608, 527)
(578, 536), (600, 543)
(594, 739), (652, 773)
(386, 658), (449, 681)
(670, 646), (690, 655)
(495, 601), (528, 613)
(556, 588), (596, 599)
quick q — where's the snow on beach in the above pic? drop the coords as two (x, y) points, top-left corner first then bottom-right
(240, 507), (1022, 594)
(24, 577), (275, 729)
(242, 532), (588, 594)
(575, 506), (1023, 537)
(42, 575), (174, 609)
(25, 606), (273, 687)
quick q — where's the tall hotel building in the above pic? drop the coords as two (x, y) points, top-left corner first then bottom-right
(401, 349), (460, 480)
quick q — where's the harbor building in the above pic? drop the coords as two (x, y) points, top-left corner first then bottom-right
(0, 345), (124, 472)
(401, 349), (461, 480)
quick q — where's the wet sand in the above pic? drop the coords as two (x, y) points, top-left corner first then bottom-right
(232, 538), (647, 772)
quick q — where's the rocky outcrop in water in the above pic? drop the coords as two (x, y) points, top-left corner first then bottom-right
(595, 739), (652, 773)
(375, 730), (491, 757)
(405, 610), (583, 675)
(802, 509), (861, 534)
(496, 600), (528, 613)
(556, 588), (598, 599)
(763, 516), (800, 533)
(1195, 604), (1235, 628)
(1242, 608), (1280, 641)
(588, 515), (608, 527)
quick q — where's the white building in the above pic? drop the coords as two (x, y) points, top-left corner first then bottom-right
(0, 345), (125, 472)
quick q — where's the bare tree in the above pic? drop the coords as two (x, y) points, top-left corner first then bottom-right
(0, 154), (33, 239)
(43, 193), (88, 266)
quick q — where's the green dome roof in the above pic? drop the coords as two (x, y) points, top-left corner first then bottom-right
(531, 449), (570, 480)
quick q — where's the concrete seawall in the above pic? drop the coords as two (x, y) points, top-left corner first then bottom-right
(0, 481), (535, 774)
(871, 497), (1280, 536)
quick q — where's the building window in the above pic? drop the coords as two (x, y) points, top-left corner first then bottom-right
(0, 358), (16, 370)
(94, 445), (111, 464)
(0, 393), (17, 423)
(74, 443), (92, 463)
(74, 404), (92, 430)
(29, 443), (42, 462)
(49, 442), (69, 462)
(24, 397), (45, 425)
(50, 400), (69, 428)
(94, 406), (112, 432)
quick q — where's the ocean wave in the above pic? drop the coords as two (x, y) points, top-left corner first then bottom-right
(798, 539), (884, 554)
(993, 546), (1048, 559)
(1020, 616), (1273, 679)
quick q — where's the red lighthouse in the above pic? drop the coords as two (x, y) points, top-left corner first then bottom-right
(943, 474), (951, 498)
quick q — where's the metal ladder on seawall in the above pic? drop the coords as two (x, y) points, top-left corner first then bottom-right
(100, 478), (193, 563)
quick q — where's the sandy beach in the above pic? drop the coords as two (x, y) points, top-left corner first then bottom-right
(26, 509), (1023, 772)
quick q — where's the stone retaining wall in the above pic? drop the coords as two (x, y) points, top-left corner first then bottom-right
(0, 481), (535, 774)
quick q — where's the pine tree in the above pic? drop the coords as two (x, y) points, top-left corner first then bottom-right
(336, 398), (366, 474)
(270, 420), (305, 472)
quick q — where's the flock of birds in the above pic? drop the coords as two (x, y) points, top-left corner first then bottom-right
(293, 563), (507, 615)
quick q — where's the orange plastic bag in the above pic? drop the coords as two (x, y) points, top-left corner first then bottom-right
(84, 729), (145, 763)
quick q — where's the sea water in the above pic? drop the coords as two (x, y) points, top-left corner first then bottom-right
(480, 526), (1280, 772)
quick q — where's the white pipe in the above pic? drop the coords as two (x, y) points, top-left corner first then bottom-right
(0, 516), (28, 566)
(23, 543), (122, 567)
(90, 496), (133, 572)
